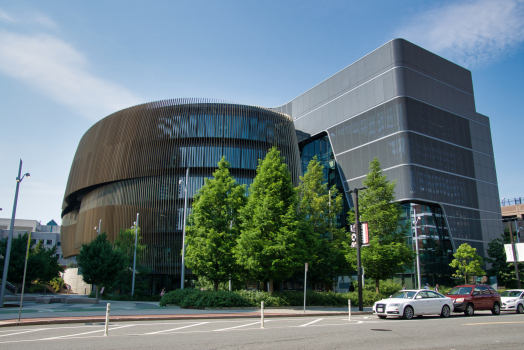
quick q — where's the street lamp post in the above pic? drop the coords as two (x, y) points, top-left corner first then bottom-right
(413, 207), (422, 290)
(504, 218), (521, 289)
(131, 213), (139, 298)
(346, 187), (367, 312)
(1, 159), (30, 307)
(179, 168), (189, 289)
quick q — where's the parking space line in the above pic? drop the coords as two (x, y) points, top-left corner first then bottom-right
(298, 318), (324, 327)
(40, 325), (134, 340)
(463, 321), (524, 326)
(0, 328), (51, 338)
(213, 321), (268, 332)
(145, 322), (209, 334)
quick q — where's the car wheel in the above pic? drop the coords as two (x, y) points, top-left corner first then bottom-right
(402, 306), (414, 320)
(440, 305), (451, 318)
(378, 315), (387, 319)
(464, 303), (474, 316)
(491, 303), (501, 315)
(517, 304), (524, 314)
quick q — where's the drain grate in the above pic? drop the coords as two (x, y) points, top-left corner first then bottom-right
(370, 329), (392, 331)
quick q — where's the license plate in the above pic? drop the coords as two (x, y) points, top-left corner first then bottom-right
(377, 307), (384, 313)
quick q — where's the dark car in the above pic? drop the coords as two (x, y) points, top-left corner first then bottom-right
(445, 284), (501, 316)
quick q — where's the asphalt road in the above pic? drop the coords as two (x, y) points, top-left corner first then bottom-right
(0, 311), (523, 349)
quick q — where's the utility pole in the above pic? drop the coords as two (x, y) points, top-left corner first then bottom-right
(506, 219), (521, 289)
(347, 187), (366, 311)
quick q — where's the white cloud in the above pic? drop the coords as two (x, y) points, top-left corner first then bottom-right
(0, 7), (57, 27)
(394, 0), (524, 68)
(0, 31), (142, 121)
(0, 9), (17, 23)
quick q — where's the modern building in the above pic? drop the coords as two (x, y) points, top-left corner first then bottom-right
(61, 39), (502, 289)
(61, 102), (300, 289)
(0, 218), (68, 267)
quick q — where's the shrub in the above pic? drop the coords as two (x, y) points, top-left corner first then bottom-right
(378, 279), (402, 298)
(159, 288), (199, 307)
(179, 290), (252, 308)
(342, 290), (382, 306)
(49, 277), (65, 292)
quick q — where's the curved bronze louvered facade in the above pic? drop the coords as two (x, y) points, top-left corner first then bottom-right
(61, 99), (301, 275)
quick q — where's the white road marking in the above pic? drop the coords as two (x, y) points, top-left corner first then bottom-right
(299, 318), (324, 327)
(40, 325), (134, 340)
(357, 321), (363, 323)
(0, 328), (51, 337)
(213, 321), (268, 332)
(145, 322), (209, 334)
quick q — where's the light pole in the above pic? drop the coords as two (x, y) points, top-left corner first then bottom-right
(504, 218), (521, 289)
(179, 168), (189, 289)
(94, 219), (102, 235)
(412, 207), (422, 290)
(1, 159), (30, 307)
(131, 213), (139, 298)
(346, 186), (367, 312)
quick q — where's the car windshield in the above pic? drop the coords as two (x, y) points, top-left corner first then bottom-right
(391, 291), (417, 299)
(500, 291), (522, 297)
(447, 287), (473, 295)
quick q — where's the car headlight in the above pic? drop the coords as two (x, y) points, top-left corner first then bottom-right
(506, 299), (517, 303)
(389, 303), (400, 307)
(455, 298), (464, 303)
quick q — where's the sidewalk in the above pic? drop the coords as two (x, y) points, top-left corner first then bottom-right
(0, 294), (373, 327)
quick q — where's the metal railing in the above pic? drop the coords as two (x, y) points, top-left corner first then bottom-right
(501, 198), (524, 206)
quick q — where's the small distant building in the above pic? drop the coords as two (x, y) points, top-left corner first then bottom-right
(0, 218), (68, 267)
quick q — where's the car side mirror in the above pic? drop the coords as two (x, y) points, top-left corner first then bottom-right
(390, 295), (393, 298)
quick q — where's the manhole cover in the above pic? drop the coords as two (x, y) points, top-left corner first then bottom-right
(371, 329), (392, 331)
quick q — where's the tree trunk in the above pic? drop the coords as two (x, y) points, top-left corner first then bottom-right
(262, 281), (268, 292)
(375, 278), (380, 294)
(214, 280), (219, 291)
(269, 279), (274, 295)
(96, 285), (99, 299)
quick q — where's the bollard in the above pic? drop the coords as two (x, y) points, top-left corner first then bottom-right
(348, 300), (351, 321)
(261, 301), (264, 328)
(104, 303), (110, 336)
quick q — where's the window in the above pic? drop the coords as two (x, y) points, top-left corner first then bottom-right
(46, 240), (53, 245)
(56, 254), (60, 259)
(57, 242), (61, 246)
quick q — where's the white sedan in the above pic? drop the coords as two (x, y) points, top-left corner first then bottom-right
(500, 289), (524, 314)
(373, 289), (454, 319)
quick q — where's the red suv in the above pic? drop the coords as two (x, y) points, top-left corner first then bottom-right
(445, 284), (501, 316)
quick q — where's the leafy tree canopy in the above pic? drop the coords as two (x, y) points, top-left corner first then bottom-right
(0, 233), (50, 294)
(345, 157), (414, 293)
(486, 229), (523, 288)
(185, 156), (247, 291)
(235, 146), (305, 293)
(297, 156), (349, 288)
(78, 233), (126, 298)
(450, 243), (485, 284)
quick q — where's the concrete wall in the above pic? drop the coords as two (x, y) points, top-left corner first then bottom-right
(62, 268), (92, 295)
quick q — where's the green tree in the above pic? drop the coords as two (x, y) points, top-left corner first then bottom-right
(113, 227), (149, 295)
(78, 233), (126, 298)
(345, 158), (414, 293)
(185, 156), (247, 291)
(297, 156), (349, 290)
(33, 241), (64, 292)
(450, 243), (485, 283)
(235, 146), (306, 294)
(0, 233), (44, 294)
(486, 229), (524, 288)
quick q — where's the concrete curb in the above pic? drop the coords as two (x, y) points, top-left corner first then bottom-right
(0, 311), (374, 328)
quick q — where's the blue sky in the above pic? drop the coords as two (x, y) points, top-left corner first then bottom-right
(1, 0), (523, 223)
